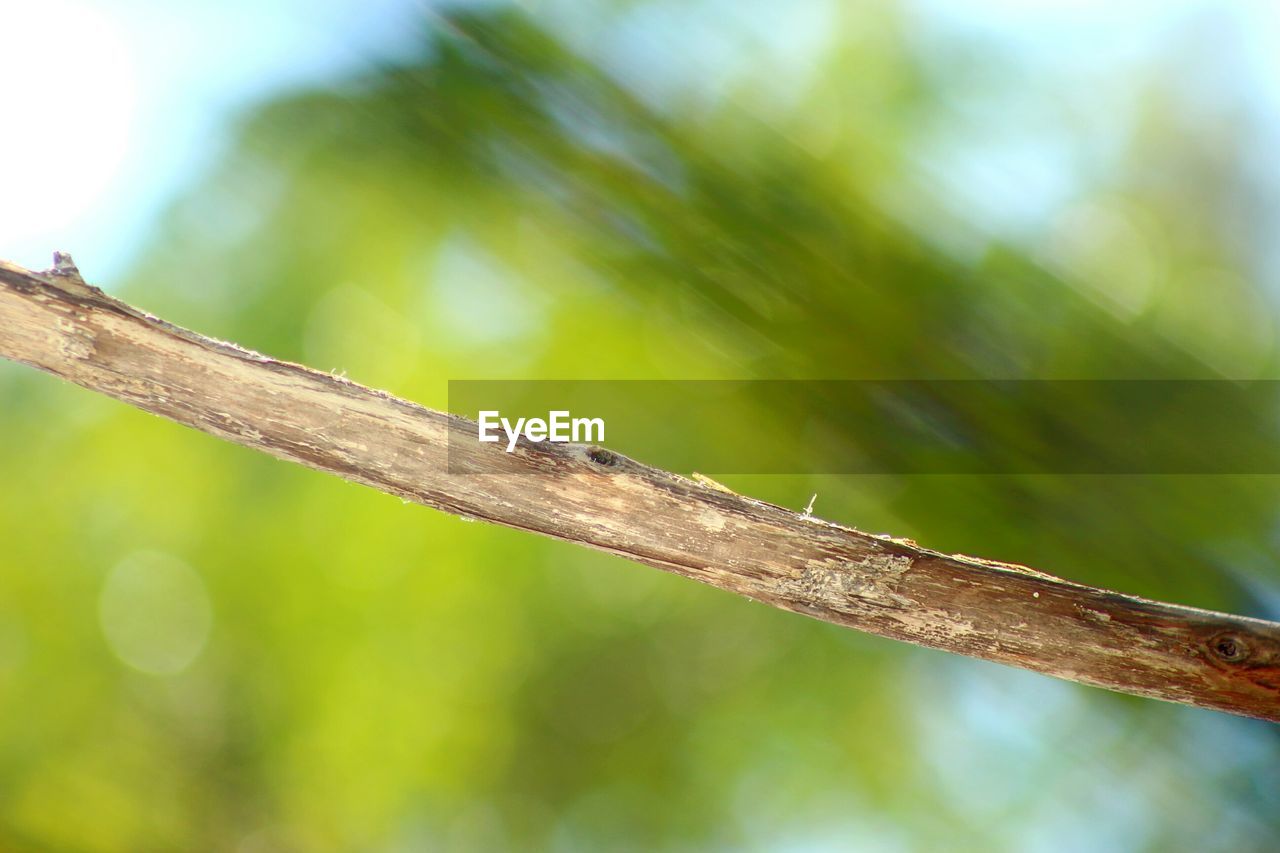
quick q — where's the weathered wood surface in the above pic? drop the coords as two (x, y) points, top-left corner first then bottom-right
(2, 255), (1278, 722)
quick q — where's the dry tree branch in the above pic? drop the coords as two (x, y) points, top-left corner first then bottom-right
(2, 255), (1278, 721)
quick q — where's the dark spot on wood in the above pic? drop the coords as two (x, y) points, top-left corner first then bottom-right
(1209, 632), (1250, 663)
(586, 447), (618, 467)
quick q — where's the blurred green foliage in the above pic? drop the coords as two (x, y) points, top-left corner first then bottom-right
(1, 4), (1279, 850)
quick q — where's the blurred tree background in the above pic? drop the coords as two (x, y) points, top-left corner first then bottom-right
(2, 2), (1279, 850)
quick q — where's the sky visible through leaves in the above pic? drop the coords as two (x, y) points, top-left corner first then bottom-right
(2, 1), (1280, 849)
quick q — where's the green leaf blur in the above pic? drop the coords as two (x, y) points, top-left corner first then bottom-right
(1, 4), (1278, 850)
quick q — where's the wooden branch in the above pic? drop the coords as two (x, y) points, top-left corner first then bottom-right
(2, 255), (1278, 722)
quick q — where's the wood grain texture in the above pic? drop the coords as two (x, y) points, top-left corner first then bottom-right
(2, 256), (1278, 722)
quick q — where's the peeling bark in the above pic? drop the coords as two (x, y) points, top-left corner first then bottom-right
(1, 256), (1278, 722)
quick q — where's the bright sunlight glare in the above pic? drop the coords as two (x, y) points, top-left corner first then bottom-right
(0, 1), (137, 266)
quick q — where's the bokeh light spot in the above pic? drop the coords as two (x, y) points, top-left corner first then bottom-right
(98, 551), (213, 676)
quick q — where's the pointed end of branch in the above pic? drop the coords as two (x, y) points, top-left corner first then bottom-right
(49, 251), (83, 282)
(41, 251), (109, 302)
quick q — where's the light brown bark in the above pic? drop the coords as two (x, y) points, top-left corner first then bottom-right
(2, 256), (1278, 721)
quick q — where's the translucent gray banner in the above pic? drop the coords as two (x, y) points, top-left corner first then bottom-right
(447, 380), (1280, 474)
